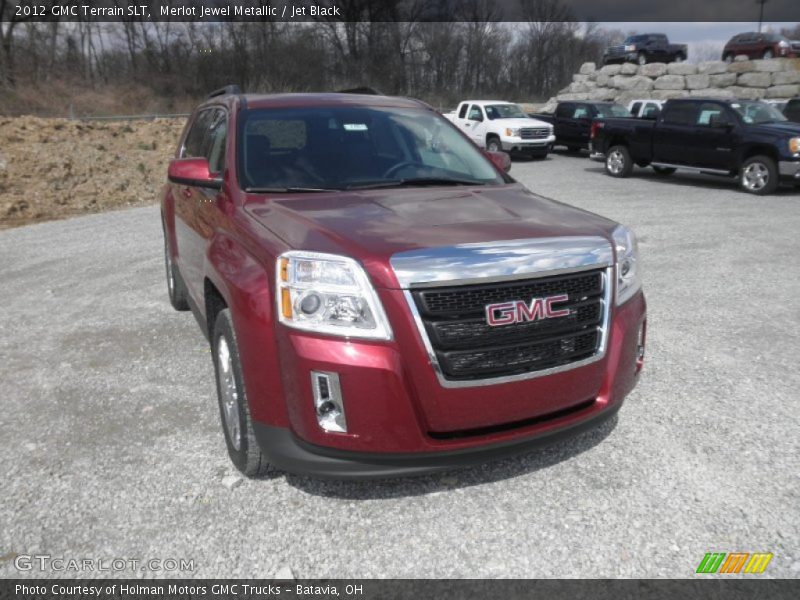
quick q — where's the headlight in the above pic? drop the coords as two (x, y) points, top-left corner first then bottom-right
(505, 128), (521, 137)
(779, 40), (789, 48)
(612, 225), (642, 305)
(789, 137), (800, 155)
(624, 44), (636, 52)
(276, 251), (393, 340)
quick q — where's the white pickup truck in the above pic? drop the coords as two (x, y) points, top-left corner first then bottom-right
(444, 100), (555, 158)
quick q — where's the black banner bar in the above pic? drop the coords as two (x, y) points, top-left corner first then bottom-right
(3, 0), (800, 23)
(2, 579), (800, 600)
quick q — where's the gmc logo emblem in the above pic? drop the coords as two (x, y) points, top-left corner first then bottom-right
(485, 294), (570, 327)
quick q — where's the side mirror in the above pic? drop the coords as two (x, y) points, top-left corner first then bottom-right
(485, 150), (512, 173)
(708, 114), (732, 129)
(168, 157), (222, 189)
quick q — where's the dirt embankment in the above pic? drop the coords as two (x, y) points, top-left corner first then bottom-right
(0, 117), (187, 230)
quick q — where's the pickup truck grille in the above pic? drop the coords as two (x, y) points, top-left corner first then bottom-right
(411, 269), (607, 381)
(520, 127), (550, 140)
(791, 41), (800, 52)
(606, 45), (627, 57)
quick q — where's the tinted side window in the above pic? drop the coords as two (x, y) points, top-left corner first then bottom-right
(572, 105), (590, 119)
(661, 102), (697, 125)
(785, 101), (800, 122)
(468, 105), (483, 121)
(206, 110), (228, 174)
(182, 110), (214, 158)
(555, 103), (572, 118)
(695, 102), (726, 126)
(631, 102), (642, 115)
(458, 104), (468, 119)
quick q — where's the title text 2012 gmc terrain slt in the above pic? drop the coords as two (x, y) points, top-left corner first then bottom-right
(160, 87), (647, 479)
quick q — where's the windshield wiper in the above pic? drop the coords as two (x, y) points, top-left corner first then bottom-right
(244, 186), (340, 193)
(345, 177), (487, 190)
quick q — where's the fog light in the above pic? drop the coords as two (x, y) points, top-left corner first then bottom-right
(636, 320), (646, 373)
(310, 371), (347, 433)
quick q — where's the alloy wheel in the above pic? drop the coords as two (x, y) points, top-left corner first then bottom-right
(742, 162), (769, 192)
(217, 336), (241, 451)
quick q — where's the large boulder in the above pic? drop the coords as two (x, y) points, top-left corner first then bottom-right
(727, 61), (756, 73)
(772, 71), (800, 85)
(620, 63), (638, 75)
(638, 63), (668, 78)
(596, 73), (611, 87)
(653, 74), (686, 90)
(599, 64), (622, 76)
(667, 62), (698, 75)
(651, 89), (690, 100)
(556, 92), (590, 101)
(579, 62), (597, 75)
(572, 73), (589, 83)
(588, 87), (617, 101)
(709, 72), (737, 87)
(724, 86), (763, 100)
(689, 88), (735, 98)
(568, 82), (592, 93)
(612, 75), (654, 91)
(685, 74), (711, 90)
(615, 90), (652, 106)
(766, 84), (800, 98)
(737, 72), (772, 87)
(751, 59), (788, 72)
(697, 61), (728, 75)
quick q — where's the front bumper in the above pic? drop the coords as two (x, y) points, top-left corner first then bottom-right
(603, 52), (637, 64)
(502, 135), (556, 153)
(778, 160), (800, 180)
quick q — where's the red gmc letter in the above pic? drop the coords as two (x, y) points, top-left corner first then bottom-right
(544, 294), (570, 318)
(486, 302), (516, 326)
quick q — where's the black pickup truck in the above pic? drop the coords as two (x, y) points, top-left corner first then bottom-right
(591, 98), (800, 195)
(603, 34), (688, 65)
(531, 101), (631, 152)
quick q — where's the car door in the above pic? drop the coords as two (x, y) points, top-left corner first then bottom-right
(173, 107), (227, 301)
(652, 101), (699, 165)
(689, 102), (738, 170)
(465, 104), (487, 146)
(570, 104), (593, 145)
(647, 35), (665, 61)
(553, 102), (573, 142)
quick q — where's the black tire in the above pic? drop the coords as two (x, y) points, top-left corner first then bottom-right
(605, 145), (633, 178)
(739, 155), (779, 195)
(565, 145), (581, 153)
(637, 52), (647, 66)
(723, 53), (734, 63)
(652, 166), (677, 176)
(530, 151), (548, 160)
(674, 53), (685, 63)
(163, 226), (189, 311)
(762, 49), (773, 59)
(486, 136), (502, 153)
(211, 308), (271, 477)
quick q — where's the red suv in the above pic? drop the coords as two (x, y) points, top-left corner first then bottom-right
(160, 87), (647, 479)
(722, 32), (800, 61)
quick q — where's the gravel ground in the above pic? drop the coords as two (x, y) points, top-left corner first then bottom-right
(0, 152), (798, 579)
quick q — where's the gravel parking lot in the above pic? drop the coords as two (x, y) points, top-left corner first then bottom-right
(1, 152), (798, 579)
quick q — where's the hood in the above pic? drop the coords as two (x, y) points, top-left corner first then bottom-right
(494, 117), (552, 129)
(244, 184), (616, 288)
(747, 121), (800, 136)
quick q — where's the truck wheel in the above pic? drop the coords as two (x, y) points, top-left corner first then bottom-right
(486, 136), (502, 153)
(762, 49), (773, 59)
(652, 166), (676, 176)
(740, 155), (778, 195)
(606, 146), (633, 178)
(723, 53), (734, 63)
(637, 52), (647, 66)
(163, 227), (189, 311)
(212, 308), (271, 477)
(566, 145), (581, 153)
(674, 54), (685, 63)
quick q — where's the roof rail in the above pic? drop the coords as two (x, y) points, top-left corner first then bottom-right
(206, 85), (243, 100)
(337, 86), (383, 96)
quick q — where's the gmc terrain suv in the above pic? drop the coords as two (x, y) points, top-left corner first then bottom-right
(722, 32), (799, 61)
(161, 87), (647, 479)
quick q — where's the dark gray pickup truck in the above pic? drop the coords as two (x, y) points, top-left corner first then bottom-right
(591, 97), (800, 195)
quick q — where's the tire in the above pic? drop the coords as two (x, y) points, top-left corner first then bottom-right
(723, 53), (734, 63)
(605, 145), (633, 178)
(652, 166), (677, 176)
(637, 52), (647, 66)
(486, 136), (502, 153)
(211, 308), (271, 477)
(530, 151), (548, 160)
(762, 49), (773, 59)
(739, 155), (778, 195)
(163, 226), (189, 311)
(674, 54), (685, 63)
(565, 145), (581, 153)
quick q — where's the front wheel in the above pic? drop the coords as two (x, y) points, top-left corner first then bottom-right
(740, 155), (778, 195)
(762, 49), (773, 59)
(606, 145), (633, 178)
(212, 308), (271, 477)
(673, 54), (685, 63)
(723, 53), (734, 63)
(486, 136), (502, 153)
(637, 52), (647, 66)
(163, 226), (189, 311)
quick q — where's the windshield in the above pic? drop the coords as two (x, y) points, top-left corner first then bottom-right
(595, 104), (632, 118)
(238, 106), (505, 191)
(730, 101), (787, 125)
(484, 104), (527, 120)
(623, 35), (646, 44)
